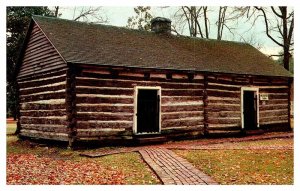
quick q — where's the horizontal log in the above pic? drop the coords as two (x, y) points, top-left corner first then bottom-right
(268, 94), (289, 100)
(20, 91), (65, 102)
(207, 90), (240, 98)
(161, 96), (201, 104)
(161, 104), (203, 112)
(162, 89), (203, 96)
(162, 125), (204, 131)
(20, 109), (66, 117)
(208, 82), (241, 88)
(20, 129), (69, 141)
(20, 83), (65, 95)
(206, 105), (240, 112)
(207, 129), (241, 134)
(207, 99), (240, 104)
(260, 109), (288, 117)
(259, 115), (288, 122)
(260, 120), (288, 125)
(207, 117), (240, 124)
(208, 103), (240, 107)
(18, 75), (66, 89)
(77, 112), (133, 121)
(76, 96), (133, 104)
(77, 121), (133, 129)
(271, 78), (289, 84)
(259, 85), (289, 89)
(81, 69), (110, 75)
(163, 117), (203, 128)
(21, 124), (67, 133)
(20, 102), (65, 110)
(208, 84), (240, 91)
(259, 99), (288, 105)
(207, 125), (241, 131)
(20, 117), (67, 125)
(77, 104), (133, 113)
(207, 78), (249, 86)
(234, 77), (249, 83)
(208, 96), (240, 101)
(259, 104), (288, 110)
(257, 82), (288, 86)
(162, 100), (203, 107)
(161, 111), (203, 120)
(76, 128), (130, 137)
(76, 86), (133, 96)
(208, 75), (231, 81)
(260, 88), (289, 94)
(208, 123), (241, 128)
(208, 111), (241, 118)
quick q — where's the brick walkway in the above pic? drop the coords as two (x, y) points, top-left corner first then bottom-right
(139, 148), (218, 185)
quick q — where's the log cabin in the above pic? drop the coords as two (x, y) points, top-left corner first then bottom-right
(15, 16), (293, 147)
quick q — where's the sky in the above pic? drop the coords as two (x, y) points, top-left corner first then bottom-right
(53, 6), (290, 56)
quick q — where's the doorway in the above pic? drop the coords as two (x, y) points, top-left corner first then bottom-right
(241, 87), (259, 130)
(134, 87), (161, 134)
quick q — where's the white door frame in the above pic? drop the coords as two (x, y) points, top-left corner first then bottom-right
(241, 87), (259, 129)
(133, 86), (161, 134)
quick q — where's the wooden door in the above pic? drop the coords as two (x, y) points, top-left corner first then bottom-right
(243, 91), (257, 130)
(137, 89), (160, 133)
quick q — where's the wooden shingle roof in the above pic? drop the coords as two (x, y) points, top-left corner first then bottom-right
(32, 15), (292, 77)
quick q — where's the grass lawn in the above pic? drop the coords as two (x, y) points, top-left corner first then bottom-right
(175, 139), (293, 185)
(6, 123), (16, 135)
(7, 136), (160, 185)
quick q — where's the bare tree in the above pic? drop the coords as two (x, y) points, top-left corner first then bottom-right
(173, 6), (207, 38)
(53, 6), (108, 23)
(54, 6), (59, 17)
(172, 6), (236, 40)
(216, 6), (227, 40)
(236, 6), (294, 71)
(73, 7), (108, 23)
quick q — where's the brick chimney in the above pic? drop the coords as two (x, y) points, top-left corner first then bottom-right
(150, 17), (172, 34)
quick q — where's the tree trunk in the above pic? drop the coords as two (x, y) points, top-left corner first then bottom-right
(281, 7), (290, 71)
(54, 6), (59, 17)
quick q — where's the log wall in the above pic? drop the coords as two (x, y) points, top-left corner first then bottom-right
(17, 22), (68, 141)
(206, 74), (290, 134)
(75, 66), (205, 140)
(257, 78), (290, 127)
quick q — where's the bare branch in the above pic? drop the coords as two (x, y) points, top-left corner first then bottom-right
(287, 17), (294, 46)
(171, 25), (181, 35)
(268, 53), (284, 58)
(203, 6), (209, 39)
(271, 6), (283, 18)
(73, 7), (107, 23)
(254, 6), (284, 47)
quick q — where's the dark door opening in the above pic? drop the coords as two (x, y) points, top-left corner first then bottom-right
(243, 91), (257, 130)
(137, 89), (160, 133)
